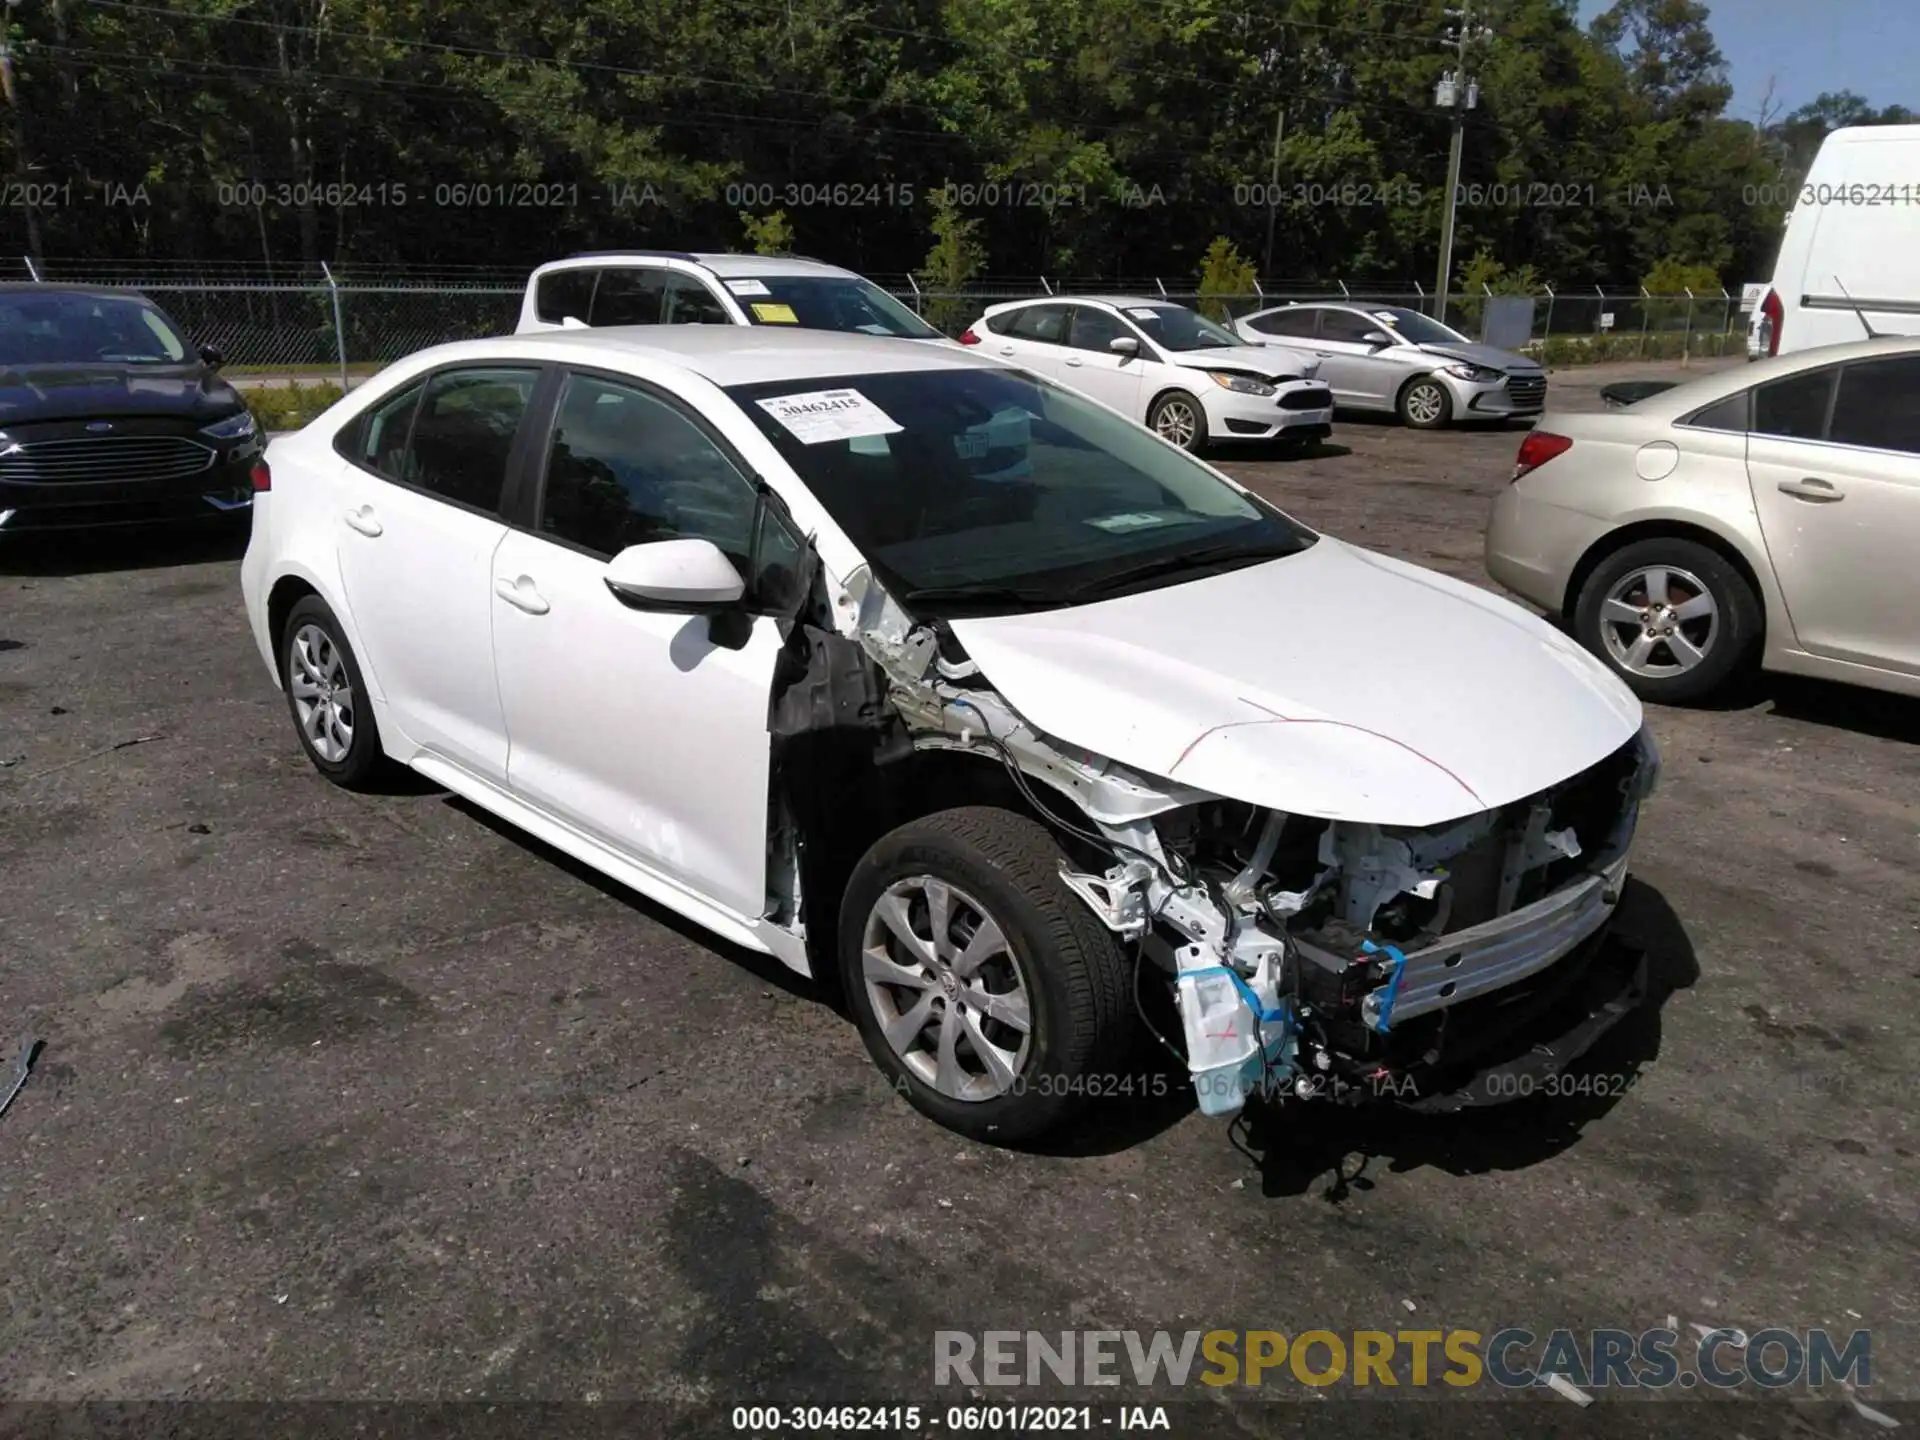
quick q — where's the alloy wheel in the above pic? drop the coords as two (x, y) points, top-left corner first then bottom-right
(288, 622), (356, 763)
(1598, 565), (1719, 678)
(1405, 382), (1446, 426)
(1153, 398), (1199, 449)
(860, 876), (1033, 1102)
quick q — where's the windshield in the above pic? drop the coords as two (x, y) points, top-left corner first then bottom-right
(1123, 304), (1244, 352)
(726, 275), (945, 340)
(0, 291), (191, 366)
(1372, 306), (1471, 347)
(726, 366), (1315, 616)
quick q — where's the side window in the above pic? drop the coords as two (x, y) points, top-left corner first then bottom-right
(1005, 304), (1070, 345)
(1681, 391), (1752, 433)
(405, 368), (539, 513)
(539, 373), (759, 567)
(1318, 309), (1379, 344)
(590, 268), (669, 326)
(535, 269), (596, 325)
(1830, 357), (1920, 455)
(1067, 306), (1132, 353)
(1754, 367), (1836, 441)
(664, 275), (732, 325)
(340, 380), (424, 479)
(1251, 308), (1319, 338)
(751, 500), (809, 615)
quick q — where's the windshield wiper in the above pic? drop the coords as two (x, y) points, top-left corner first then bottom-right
(898, 581), (1068, 613)
(1076, 540), (1301, 599)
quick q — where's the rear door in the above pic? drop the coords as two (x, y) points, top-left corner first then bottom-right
(1746, 354), (1920, 673)
(982, 303), (1071, 377)
(589, 267), (669, 326)
(1055, 305), (1147, 419)
(331, 365), (543, 780)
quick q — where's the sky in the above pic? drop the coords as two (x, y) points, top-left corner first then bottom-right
(1575, 0), (1918, 123)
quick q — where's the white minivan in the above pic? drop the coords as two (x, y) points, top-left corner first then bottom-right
(1750, 124), (1920, 360)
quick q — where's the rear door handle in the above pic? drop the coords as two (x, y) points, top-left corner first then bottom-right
(1063, 356), (1084, 367)
(1777, 477), (1845, 502)
(494, 575), (550, 615)
(343, 505), (382, 537)
(997, 345), (1016, 356)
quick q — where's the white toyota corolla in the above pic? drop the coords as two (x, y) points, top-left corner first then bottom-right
(241, 328), (1660, 1142)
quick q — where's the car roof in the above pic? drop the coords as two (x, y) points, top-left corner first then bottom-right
(985, 295), (1185, 314)
(0, 282), (157, 300)
(535, 252), (856, 280)
(398, 325), (994, 388)
(1590, 335), (1920, 417)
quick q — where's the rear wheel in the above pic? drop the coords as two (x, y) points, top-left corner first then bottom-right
(839, 807), (1134, 1144)
(280, 595), (391, 789)
(1572, 538), (1762, 704)
(1148, 390), (1206, 452)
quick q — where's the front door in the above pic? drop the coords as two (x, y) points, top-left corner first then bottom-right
(1746, 354), (1920, 673)
(489, 368), (796, 918)
(1056, 305), (1148, 420)
(331, 365), (540, 781)
(1312, 308), (1402, 408)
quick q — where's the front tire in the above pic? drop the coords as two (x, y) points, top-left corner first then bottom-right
(839, 807), (1134, 1144)
(1398, 375), (1454, 429)
(1148, 390), (1206, 452)
(280, 595), (390, 789)
(1572, 538), (1762, 704)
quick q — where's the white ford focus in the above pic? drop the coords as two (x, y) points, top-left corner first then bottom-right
(242, 328), (1659, 1142)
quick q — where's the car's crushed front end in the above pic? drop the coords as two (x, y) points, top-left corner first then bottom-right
(847, 566), (1661, 1120)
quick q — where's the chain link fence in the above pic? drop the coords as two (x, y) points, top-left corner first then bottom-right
(3, 259), (1750, 376)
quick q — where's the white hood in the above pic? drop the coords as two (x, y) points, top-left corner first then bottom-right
(947, 538), (1642, 827)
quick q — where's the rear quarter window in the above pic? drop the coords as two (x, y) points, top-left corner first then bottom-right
(535, 269), (597, 325)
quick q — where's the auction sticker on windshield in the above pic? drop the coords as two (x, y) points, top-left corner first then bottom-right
(751, 302), (800, 324)
(758, 388), (904, 444)
(1125, 307), (1162, 320)
(725, 279), (772, 296)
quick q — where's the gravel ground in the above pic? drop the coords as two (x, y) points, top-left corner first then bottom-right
(1, 356), (1916, 1438)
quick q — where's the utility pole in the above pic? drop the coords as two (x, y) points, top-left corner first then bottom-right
(1432, 2), (1491, 325)
(1262, 109), (1285, 278)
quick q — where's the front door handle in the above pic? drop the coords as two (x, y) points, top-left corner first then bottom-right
(1777, 477), (1845, 502)
(494, 575), (550, 615)
(343, 505), (382, 537)
(997, 345), (1016, 357)
(1063, 356), (1085, 367)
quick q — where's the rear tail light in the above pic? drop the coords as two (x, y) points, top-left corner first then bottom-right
(958, 327), (982, 345)
(1760, 288), (1784, 356)
(1512, 431), (1572, 481)
(250, 460), (272, 492)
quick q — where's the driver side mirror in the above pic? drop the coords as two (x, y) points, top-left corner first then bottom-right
(199, 344), (225, 369)
(1361, 331), (1394, 349)
(1108, 336), (1139, 357)
(604, 538), (746, 613)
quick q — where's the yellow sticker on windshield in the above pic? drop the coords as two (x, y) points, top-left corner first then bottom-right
(752, 302), (799, 324)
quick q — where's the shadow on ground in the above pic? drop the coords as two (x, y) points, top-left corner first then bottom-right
(0, 518), (249, 576)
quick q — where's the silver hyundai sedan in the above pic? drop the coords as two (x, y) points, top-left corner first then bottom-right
(1234, 302), (1546, 429)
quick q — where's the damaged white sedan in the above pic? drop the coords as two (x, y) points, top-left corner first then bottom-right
(241, 327), (1660, 1143)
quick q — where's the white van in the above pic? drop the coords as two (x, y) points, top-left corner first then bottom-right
(1749, 124), (1920, 359)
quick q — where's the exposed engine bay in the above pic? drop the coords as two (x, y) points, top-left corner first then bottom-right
(819, 567), (1661, 1119)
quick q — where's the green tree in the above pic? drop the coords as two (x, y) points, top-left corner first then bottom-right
(916, 187), (987, 332)
(740, 210), (795, 255)
(1196, 236), (1255, 322)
